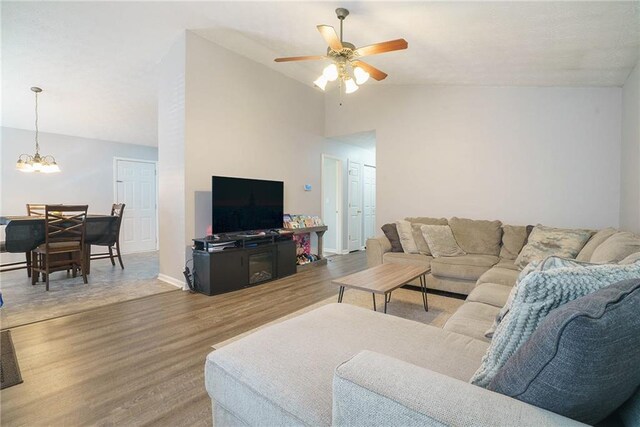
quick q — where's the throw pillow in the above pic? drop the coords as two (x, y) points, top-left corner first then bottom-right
(411, 223), (431, 255)
(514, 225), (593, 269)
(395, 220), (419, 254)
(483, 256), (599, 339)
(576, 227), (617, 261)
(499, 225), (529, 260)
(449, 217), (502, 256)
(420, 225), (466, 258)
(591, 231), (640, 264)
(470, 260), (640, 387)
(381, 223), (403, 253)
(488, 279), (640, 425)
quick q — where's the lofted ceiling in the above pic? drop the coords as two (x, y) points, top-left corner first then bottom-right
(2, 1), (639, 146)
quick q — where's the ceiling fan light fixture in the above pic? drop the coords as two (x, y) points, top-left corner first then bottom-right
(314, 75), (329, 91)
(322, 64), (339, 81)
(354, 66), (370, 85)
(344, 78), (359, 94)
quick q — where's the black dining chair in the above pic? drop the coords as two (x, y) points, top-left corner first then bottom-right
(90, 203), (126, 269)
(31, 205), (89, 291)
(25, 204), (46, 277)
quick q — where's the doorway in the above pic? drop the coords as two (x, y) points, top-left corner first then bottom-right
(321, 155), (342, 254)
(114, 158), (158, 253)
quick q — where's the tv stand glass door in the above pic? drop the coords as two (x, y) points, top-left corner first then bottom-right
(248, 250), (275, 285)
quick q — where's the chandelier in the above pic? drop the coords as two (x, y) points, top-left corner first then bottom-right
(16, 87), (60, 173)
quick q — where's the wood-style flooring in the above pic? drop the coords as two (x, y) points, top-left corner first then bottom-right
(1, 251), (367, 426)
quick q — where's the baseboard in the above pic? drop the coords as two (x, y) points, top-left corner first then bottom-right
(157, 274), (186, 290)
(341, 249), (350, 255)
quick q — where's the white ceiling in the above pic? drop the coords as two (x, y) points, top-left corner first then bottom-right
(2, 1), (639, 146)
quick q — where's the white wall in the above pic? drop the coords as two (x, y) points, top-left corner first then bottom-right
(157, 32), (187, 284)
(620, 63), (640, 233)
(184, 31), (326, 246)
(325, 85), (622, 230)
(158, 31), (327, 282)
(1, 127), (157, 215)
(321, 156), (339, 252)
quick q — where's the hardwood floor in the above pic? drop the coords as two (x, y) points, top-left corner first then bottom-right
(1, 251), (367, 426)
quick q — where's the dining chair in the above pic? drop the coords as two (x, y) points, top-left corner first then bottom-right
(31, 205), (89, 291)
(24, 204), (46, 278)
(90, 203), (126, 269)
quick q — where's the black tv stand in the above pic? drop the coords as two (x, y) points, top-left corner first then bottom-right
(191, 233), (296, 296)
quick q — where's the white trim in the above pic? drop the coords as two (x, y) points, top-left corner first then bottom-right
(113, 157), (160, 252)
(157, 273), (186, 289)
(321, 154), (343, 254)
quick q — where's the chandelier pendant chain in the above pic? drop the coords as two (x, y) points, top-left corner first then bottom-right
(34, 89), (40, 154)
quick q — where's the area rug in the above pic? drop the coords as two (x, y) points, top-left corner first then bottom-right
(0, 252), (178, 329)
(1, 330), (23, 389)
(212, 287), (464, 349)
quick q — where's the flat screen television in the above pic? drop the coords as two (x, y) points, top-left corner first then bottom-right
(212, 176), (284, 234)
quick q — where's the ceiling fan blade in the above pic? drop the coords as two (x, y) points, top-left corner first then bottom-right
(353, 39), (408, 57)
(274, 55), (326, 62)
(352, 61), (388, 81)
(317, 25), (343, 51)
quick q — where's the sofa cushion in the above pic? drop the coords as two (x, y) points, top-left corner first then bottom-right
(576, 227), (617, 261)
(396, 220), (419, 254)
(405, 216), (448, 226)
(514, 225), (593, 269)
(449, 217), (503, 256)
(488, 279), (640, 425)
(381, 223), (403, 253)
(426, 274), (477, 296)
(431, 254), (499, 281)
(495, 259), (520, 271)
(471, 261), (640, 388)
(420, 225), (466, 258)
(467, 283), (513, 308)
(477, 267), (520, 288)
(591, 231), (640, 264)
(205, 303), (489, 426)
(383, 252), (433, 269)
(443, 302), (500, 342)
(499, 225), (528, 260)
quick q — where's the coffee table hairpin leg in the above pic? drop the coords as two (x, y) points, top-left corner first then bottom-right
(420, 274), (429, 311)
(337, 286), (345, 303)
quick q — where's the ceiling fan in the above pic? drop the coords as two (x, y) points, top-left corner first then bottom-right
(274, 7), (408, 94)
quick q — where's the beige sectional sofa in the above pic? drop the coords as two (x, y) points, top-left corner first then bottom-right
(205, 219), (640, 426)
(367, 217), (527, 295)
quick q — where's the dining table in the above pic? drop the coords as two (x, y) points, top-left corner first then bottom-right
(1, 214), (117, 274)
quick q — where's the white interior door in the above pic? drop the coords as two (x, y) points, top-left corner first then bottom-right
(115, 159), (157, 253)
(363, 165), (376, 241)
(348, 160), (362, 252)
(322, 156), (341, 254)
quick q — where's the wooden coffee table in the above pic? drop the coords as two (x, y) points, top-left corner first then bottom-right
(332, 263), (429, 313)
